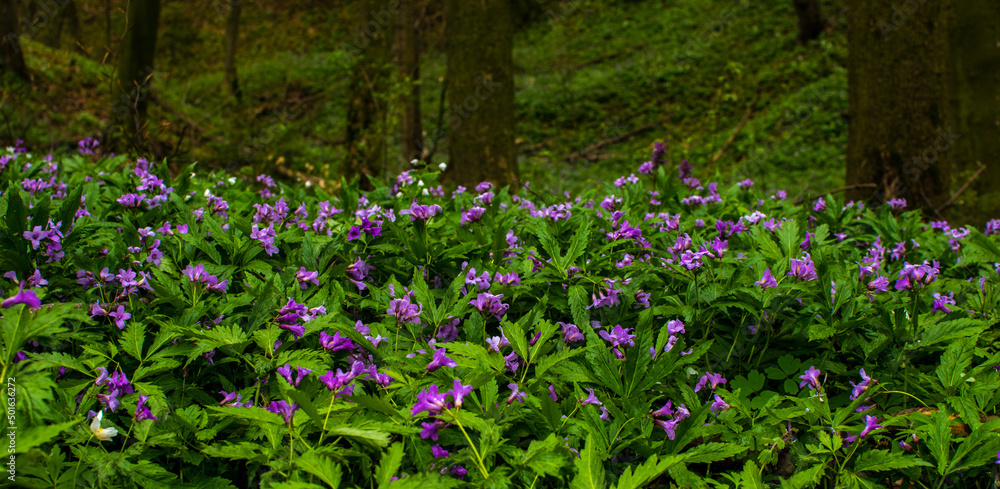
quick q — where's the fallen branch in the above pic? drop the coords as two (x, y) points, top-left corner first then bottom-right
(936, 163), (987, 214)
(563, 121), (660, 163)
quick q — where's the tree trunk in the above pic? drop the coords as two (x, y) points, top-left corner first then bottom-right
(942, 1), (1000, 226)
(845, 0), (951, 216)
(344, 0), (394, 189)
(223, 0), (242, 102)
(66, 1), (84, 54)
(0, 0), (29, 81)
(114, 0), (161, 147)
(793, 0), (827, 44)
(445, 0), (518, 189)
(395, 0), (423, 163)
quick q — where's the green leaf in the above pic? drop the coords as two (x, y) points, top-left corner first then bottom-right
(570, 434), (606, 489)
(521, 434), (569, 477)
(852, 449), (932, 472)
(121, 321), (146, 361)
(568, 285), (591, 331)
(936, 338), (975, 394)
(777, 219), (800, 259)
(206, 406), (284, 425)
(563, 220), (592, 269)
(376, 442), (404, 487)
(917, 318), (990, 349)
(535, 345), (591, 380)
(294, 451), (342, 489)
(614, 453), (685, 489)
(740, 460), (764, 489)
(13, 420), (78, 454)
(324, 426), (390, 448)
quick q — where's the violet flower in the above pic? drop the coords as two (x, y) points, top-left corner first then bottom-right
(134, 395), (158, 422)
(506, 383), (527, 404)
(755, 268), (778, 289)
(426, 348), (458, 372)
(798, 366), (822, 391)
(412, 385), (449, 416)
(1, 282), (41, 309)
(694, 372), (727, 393)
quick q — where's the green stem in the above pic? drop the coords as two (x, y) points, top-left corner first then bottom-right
(316, 394), (337, 447)
(445, 408), (489, 479)
(72, 435), (94, 487)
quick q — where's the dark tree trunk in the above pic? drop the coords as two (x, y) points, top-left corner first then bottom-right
(793, 0), (828, 44)
(344, 0), (394, 189)
(445, 0), (518, 188)
(846, 0), (951, 216)
(223, 0), (242, 102)
(943, 1), (1000, 226)
(66, 1), (84, 54)
(114, 0), (161, 146)
(0, 0), (29, 81)
(396, 0), (422, 163)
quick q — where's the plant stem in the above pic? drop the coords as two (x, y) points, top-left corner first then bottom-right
(316, 394), (337, 447)
(446, 408), (489, 479)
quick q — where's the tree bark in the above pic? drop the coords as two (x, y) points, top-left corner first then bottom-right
(793, 0), (827, 44)
(344, 0), (394, 189)
(942, 1), (1000, 226)
(0, 0), (29, 81)
(445, 0), (518, 189)
(845, 0), (951, 215)
(114, 0), (161, 146)
(395, 0), (423, 163)
(223, 0), (242, 102)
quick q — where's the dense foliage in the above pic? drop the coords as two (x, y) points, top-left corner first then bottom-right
(3, 141), (1000, 488)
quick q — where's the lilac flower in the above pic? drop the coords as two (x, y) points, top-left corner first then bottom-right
(788, 254), (819, 281)
(1, 283), (41, 309)
(319, 369), (355, 392)
(678, 159), (692, 179)
(427, 348), (458, 372)
(859, 415), (882, 438)
(265, 400), (299, 425)
(798, 366), (822, 391)
(667, 320), (686, 336)
(465, 268), (492, 291)
(117, 193), (147, 209)
(461, 207), (487, 225)
(97, 390), (121, 412)
(736, 179), (754, 189)
(109, 305), (131, 329)
(588, 280), (621, 309)
(867, 276), (889, 293)
(549, 384), (558, 401)
(755, 268), (778, 289)
(412, 385), (449, 416)
(813, 198), (827, 212)
(849, 368), (875, 400)
(651, 400), (675, 418)
(448, 379), (473, 409)
(887, 198), (907, 210)
(506, 383), (527, 404)
(23, 226), (51, 250)
(469, 293), (508, 320)
(710, 394), (730, 412)
(634, 290), (651, 308)
(295, 268), (319, 290)
(134, 395), (158, 422)
(431, 445), (450, 458)
(182, 264), (208, 283)
(279, 322), (305, 340)
(599, 325), (636, 359)
(493, 272), (520, 286)
(694, 372), (727, 393)
(421, 420), (448, 441)
(276, 364), (295, 385)
(639, 161), (654, 175)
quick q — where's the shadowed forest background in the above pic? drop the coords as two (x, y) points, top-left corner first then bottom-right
(0, 0), (997, 225)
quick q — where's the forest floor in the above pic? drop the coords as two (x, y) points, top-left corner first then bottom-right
(1, 0), (847, 197)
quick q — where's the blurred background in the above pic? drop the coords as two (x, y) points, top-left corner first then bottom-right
(0, 0), (996, 225)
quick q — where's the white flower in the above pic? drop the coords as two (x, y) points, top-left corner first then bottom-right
(189, 172), (196, 179)
(410, 159), (420, 166)
(228, 177), (237, 185)
(90, 411), (118, 441)
(203, 188), (213, 198)
(396, 192), (403, 198)
(417, 180), (425, 187)
(422, 188), (429, 196)
(438, 162), (447, 172)
(305, 181), (312, 188)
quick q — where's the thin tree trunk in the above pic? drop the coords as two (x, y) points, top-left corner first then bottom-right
(943, 0), (1000, 225)
(114, 0), (161, 147)
(66, 0), (84, 54)
(223, 0), (242, 102)
(396, 0), (422, 163)
(344, 0), (393, 189)
(445, 0), (518, 188)
(793, 0), (827, 44)
(0, 0), (29, 81)
(846, 0), (950, 214)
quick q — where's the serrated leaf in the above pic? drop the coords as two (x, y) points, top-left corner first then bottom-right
(294, 451), (342, 489)
(852, 449), (932, 472)
(376, 442), (404, 487)
(570, 434), (606, 489)
(121, 321), (146, 360)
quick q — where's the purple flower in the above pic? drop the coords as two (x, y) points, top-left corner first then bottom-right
(755, 268), (778, 289)
(95, 367), (110, 386)
(798, 366), (821, 391)
(895, 262), (939, 291)
(931, 292), (955, 313)
(859, 415), (882, 438)
(109, 305), (131, 329)
(849, 368), (875, 400)
(387, 295), (422, 324)
(461, 207), (487, 225)
(134, 395), (158, 422)
(598, 325), (636, 359)
(412, 385), (449, 416)
(469, 293), (508, 320)
(277, 364), (294, 385)
(320, 331), (355, 352)
(549, 384), (558, 401)
(694, 372), (727, 393)
(710, 394), (730, 412)
(279, 322), (305, 340)
(295, 268), (319, 290)
(560, 322), (584, 343)
(420, 420), (448, 441)
(319, 369), (355, 392)
(506, 383), (527, 404)
(867, 276), (889, 293)
(447, 379), (473, 409)
(431, 445), (450, 458)
(1, 283), (41, 309)
(887, 198), (907, 210)
(788, 254), (819, 281)
(580, 388), (602, 406)
(265, 400), (299, 425)
(426, 348), (458, 372)
(97, 389), (121, 412)
(400, 201), (443, 222)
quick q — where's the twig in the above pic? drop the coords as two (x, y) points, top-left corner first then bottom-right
(563, 121), (660, 162)
(704, 106), (753, 173)
(936, 163), (987, 214)
(792, 183), (877, 205)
